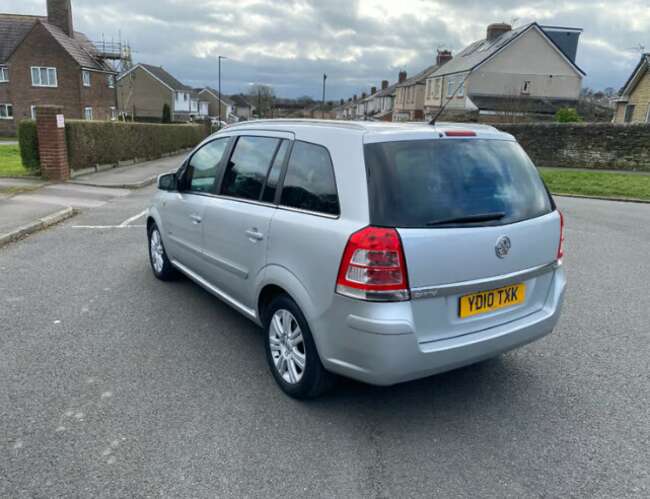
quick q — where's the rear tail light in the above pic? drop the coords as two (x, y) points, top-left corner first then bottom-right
(444, 130), (476, 137)
(557, 210), (565, 260)
(336, 226), (410, 302)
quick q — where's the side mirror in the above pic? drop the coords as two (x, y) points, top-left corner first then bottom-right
(158, 173), (177, 191)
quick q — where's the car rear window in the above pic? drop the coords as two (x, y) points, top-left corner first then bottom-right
(364, 139), (553, 228)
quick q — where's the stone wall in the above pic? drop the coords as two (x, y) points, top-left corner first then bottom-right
(497, 122), (650, 171)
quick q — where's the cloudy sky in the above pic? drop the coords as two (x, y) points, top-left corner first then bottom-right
(2, 0), (648, 98)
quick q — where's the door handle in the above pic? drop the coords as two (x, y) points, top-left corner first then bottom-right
(245, 228), (264, 241)
(189, 214), (202, 224)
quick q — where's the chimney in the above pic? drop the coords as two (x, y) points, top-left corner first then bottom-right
(486, 23), (511, 42)
(398, 71), (407, 83)
(381, 80), (389, 90)
(436, 49), (453, 66)
(47, 0), (74, 37)
(371, 86), (377, 95)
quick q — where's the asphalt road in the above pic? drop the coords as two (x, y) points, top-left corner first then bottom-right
(1, 189), (648, 498)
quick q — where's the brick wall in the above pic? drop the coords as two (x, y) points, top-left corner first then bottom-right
(497, 122), (650, 171)
(36, 105), (69, 181)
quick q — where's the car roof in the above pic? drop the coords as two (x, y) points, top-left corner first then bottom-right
(222, 119), (514, 143)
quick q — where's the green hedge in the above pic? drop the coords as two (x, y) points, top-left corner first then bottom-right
(65, 121), (209, 171)
(18, 120), (40, 171)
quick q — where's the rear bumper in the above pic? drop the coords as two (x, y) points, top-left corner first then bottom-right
(313, 265), (566, 386)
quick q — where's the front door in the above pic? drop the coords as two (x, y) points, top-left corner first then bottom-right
(201, 134), (292, 310)
(161, 137), (230, 273)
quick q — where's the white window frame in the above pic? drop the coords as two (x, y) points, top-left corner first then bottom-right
(447, 79), (454, 98)
(0, 103), (13, 120)
(31, 66), (58, 87)
(521, 80), (531, 95)
(0, 66), (8, 83)
(82, 70), (91, 87)
(84, 107), (93, 121)
(110, 106), (117, 120)
(433, 78), (441, 100)
(457, 80), (465, 98)
(31, 105), (37, 120)
(107, 74), (115, 88)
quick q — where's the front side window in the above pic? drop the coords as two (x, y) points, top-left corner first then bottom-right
(0, 104), (13, 119)
(280, 141), (339, 216)
(0, 66), (8, 82)
(221, 136), (280, 201)
(364, 139), (553, 228)
(82, 70), (91, 87)
(84, 107), (93, 120)
(31, 67), (57, 87)
(186, 138), (229, 193)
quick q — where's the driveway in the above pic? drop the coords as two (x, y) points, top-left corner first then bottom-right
(0, 191), (648, 498)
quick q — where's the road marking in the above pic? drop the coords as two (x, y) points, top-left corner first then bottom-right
(71, 225), (145, 229)
(119, 210), (148, 227)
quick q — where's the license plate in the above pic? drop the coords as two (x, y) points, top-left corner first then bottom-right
(459, 283), (526, 319)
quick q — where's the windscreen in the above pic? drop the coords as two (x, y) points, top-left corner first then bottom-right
(364, 139), (553, 228)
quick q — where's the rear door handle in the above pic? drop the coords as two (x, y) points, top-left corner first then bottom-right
(189, 214), (202, 224)
(245, 228), (264, 241)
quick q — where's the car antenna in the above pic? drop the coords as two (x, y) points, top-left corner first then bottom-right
(429, 72), (471, 126)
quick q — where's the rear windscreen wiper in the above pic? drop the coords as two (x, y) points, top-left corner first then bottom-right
(426, 211), (506, 227)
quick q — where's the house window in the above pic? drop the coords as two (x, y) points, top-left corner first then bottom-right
(183, 93), (188, 102)
(107, 74), (115, 88)
(447, 79), (454, 97)
(31, 67), (57, 87)
(0, 104), (13, 119)
(457, 80), (465, 98)
(84, 107), (93, 120)
(646, 104), (650, 123)
(82, 70), (91, 87)
(522, 80), (531, 95)
(624, 104), (635, 123)
(110, 106), (117, 120)
(434, 78), (441, 99)
(31, 105), (37, 120)
(0, 66), (8, 82)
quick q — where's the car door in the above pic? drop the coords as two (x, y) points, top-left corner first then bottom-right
(201, 132), (293, 310)
(160, 137), (230, 273)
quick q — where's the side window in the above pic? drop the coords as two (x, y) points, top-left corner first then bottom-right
(221, 136), (280, 201)
(280, 141), (340, 216)
(261, 139), (290, 203)
(186, 138), (229, 193)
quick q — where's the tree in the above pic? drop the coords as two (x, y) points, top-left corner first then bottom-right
(162, 103), (171, 123)
(555, 107), (583, 123)
(247, 84), (275, 118)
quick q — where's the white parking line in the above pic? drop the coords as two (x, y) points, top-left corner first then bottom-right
(119, 210), (148, 227)
(72, 225), (146, 229)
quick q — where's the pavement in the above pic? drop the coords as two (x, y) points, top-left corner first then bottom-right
(0, 191), (648, 498)
(0, 153), (186, 247)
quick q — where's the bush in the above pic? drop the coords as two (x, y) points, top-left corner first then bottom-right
(162, 103), (171, 123)
(555, 107), (583, 123)
(17, 120), (40, 171)
(65, 121), (208, 171)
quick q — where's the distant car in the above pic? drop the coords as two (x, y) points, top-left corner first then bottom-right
(147, 120), (567, 398)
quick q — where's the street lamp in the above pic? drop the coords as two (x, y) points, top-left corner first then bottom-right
(218, 55), (228, 128)
(322, 73), (327, 119)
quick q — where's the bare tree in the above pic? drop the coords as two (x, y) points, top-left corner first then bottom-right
(248, 84), (275, 118)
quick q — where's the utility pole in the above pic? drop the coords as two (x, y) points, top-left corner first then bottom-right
(322, 73), (327, 119)
(218, 56), (227, 128)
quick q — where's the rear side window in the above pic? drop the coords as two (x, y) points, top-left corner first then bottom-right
(280, 141), (339, 216)
(221, 136), (280, 200)
(261, 139), (290, 203)
(364, 139), (552, 228)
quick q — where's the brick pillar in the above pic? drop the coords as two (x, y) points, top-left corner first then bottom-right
(36, 105), (70, 181)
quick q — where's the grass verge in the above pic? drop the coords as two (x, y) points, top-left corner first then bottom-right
(539, 168), (650, 202)
(0, 144), (30, 177)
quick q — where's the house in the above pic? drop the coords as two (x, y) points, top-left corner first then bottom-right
(229, 94), (255, 120)
(0, 0), (118, 135)
(197, 87), (233, 120)
(613, 53), (650, 124)
(424, 23), (585, 121)
(392, 56), (447, 121)
(116, 63), (200, 122)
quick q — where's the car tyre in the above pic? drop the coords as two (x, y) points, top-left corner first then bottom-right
(148, 223), (177, 281)
(263, 294), (336, 399)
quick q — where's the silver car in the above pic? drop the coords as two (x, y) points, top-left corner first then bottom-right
(147, 120), (566, 398)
